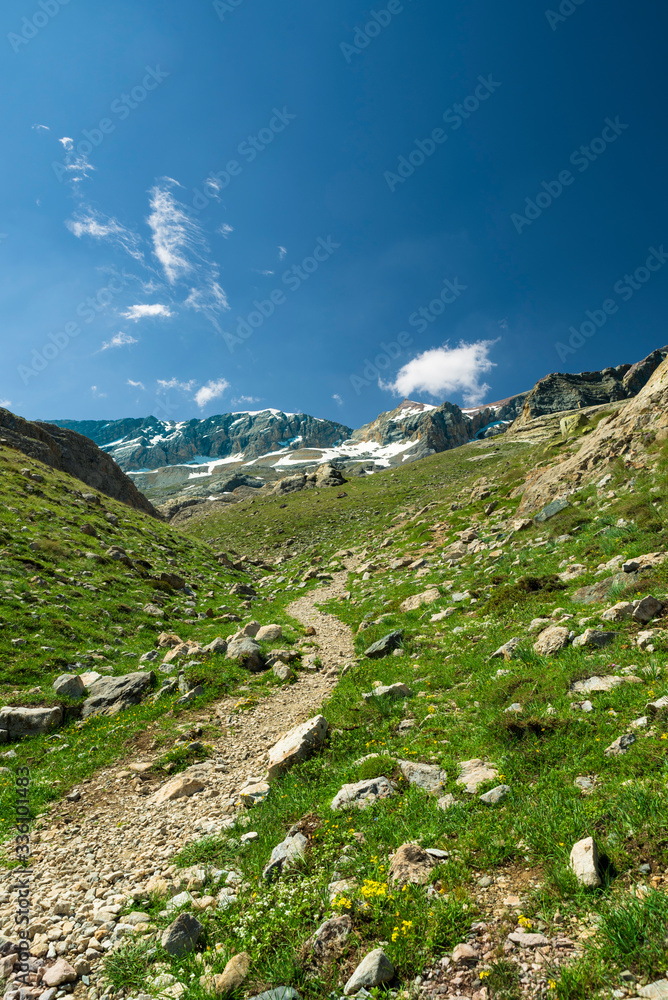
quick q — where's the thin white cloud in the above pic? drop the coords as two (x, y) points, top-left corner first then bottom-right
(194, 378), (230, 409)
(127, 379), (145, 390)
(122, 303), (173, 321)
(278, 246), (287, 260)
(147, 181), (203, 284)
(382, 340), (499, 406)
(0, 399), (11, 408)
(90, 385), (107, 398)
(218, 223), (234, 238)
(232, 395), (260, 406)
(32, 124), (50, 131)
(66, 210), (144, 262)
(184, 282), (229, 316)
(59, 137), (74, 149)
(332, 393), (343, 406)
(101, 332), (138, 351)
(157, 378), (197, 392)
(57, 137), (94, 184)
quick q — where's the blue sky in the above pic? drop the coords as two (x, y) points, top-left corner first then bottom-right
(1, 0), (667, 428)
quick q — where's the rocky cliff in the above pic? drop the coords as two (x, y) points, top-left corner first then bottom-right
(0, 409), (160, 517)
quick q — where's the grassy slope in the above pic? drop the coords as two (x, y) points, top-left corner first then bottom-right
(164, 422), (668, 998)
(2, 416), (668, 999)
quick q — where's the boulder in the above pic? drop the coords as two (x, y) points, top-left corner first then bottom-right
(398, 760), (447, 795)
(53, 674), (85, 699)
(533, 497), (570, 523)
(262, 832), (308, 882)
(457, 759), (498, 793)
(202, 637), (227, 654)
(81, 671), (154, 719)
(267, 715), (329, 779)
(256, 624), (282, 642)
(636, 981), (668, 1000)
(362, 683), (414, 702)
(569, 837), (602, 887)
(601, 601), (635, 622)
(388, 843), (435, 886)
(632, 595), (663, 623)
(214, 952), (250, 993)
(480, 784), (510, 805)
(572, 629), (616, 649)
(331, 776), (397, 811)
(364, 631), (403, 659)
(273, 662), (296, 682)
(570, 675), (623, 695)
(160, 913), (203, 956)
(225, 637), (265, 672)
(344, 949), (394, 995)
(0, 706), (62, 740)
(646, 695), (668, 719)
(306, 915), (352, 966)
(533, 626), (571, 656)
(605, 732), (636, 756)
(489, 638), (521, 660)
(399, 588), (441, 613)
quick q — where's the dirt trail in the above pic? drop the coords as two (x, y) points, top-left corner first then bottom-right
(0, 569), (357, 987)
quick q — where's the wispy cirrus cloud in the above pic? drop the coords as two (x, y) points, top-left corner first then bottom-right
(157, 377), (197, 392)
(66, 209), (144, 263)
(381, 339), (499, 406)
(278, 245), (287, 260)
(57, 137), (95, 184)
(194, 378), (230, 409)
(100, 332), (138, 351)
(127, 379), (146, 390)
(90, 385), (107, 398)
(122, 303), (173, 321)
(218, 223), (234, 238)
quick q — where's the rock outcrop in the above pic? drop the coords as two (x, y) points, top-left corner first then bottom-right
(0, 408), (159, 517)
(519, 354), (668, 513)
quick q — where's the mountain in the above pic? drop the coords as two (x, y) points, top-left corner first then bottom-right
(0, 407), (159, 517)
(48, 346), (668, 511)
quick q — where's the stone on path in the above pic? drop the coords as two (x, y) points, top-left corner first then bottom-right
(569, 837), (602, 887)
(457, 759), (498, 794)
(151, 775), (206, 805)
(273, 662), (296, 682)
(161, 912), (203, 956)
(331, 776), (396, 811)
(344, 948), (395, 995)
(41, 960), (77, 987)
(533, 626), (571, 656)
(267, 715), (328, 780)
(364, 631), (403, 659)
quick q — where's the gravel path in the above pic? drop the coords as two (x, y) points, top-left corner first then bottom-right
(0, 568), (357, 997)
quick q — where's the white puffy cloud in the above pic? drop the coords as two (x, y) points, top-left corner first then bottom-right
(101, 332), (138, 351)
(122, 303), (173, 321)
(332, 393), (343, 406)
(0, 399), (11, 408)
(194, 378), (230, 409)
(382, 340), (498, 406)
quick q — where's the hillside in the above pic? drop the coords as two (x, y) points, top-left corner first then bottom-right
(1, 363), (668, 1000)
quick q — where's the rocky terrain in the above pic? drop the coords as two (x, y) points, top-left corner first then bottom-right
(0, 410), (158, 518)
(2, 350), (668, 1000)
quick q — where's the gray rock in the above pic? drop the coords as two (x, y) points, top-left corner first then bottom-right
(457, 759), (498, 793)
(53, 674), (85, 699)
(572, 629), (616, 649)
(225, 637), (265, 672)
(637, 981), (668, 1000)
(362, 683), (413, 702)
(646, 695), (668, 719)
(574, 776), (595, 794)
(262, 832), (308, 882)
(160, 912), (203, 956)
(632, 595), (663, 623)
(508, 931), (550, 947)
(489, 638), (521, 659)
(0, 706), (62, 740)
(202, 637), (227, 654)
(479, 784), (510, 805)
(273, 662), (296, 682)
(570, 675), (623, 695)
(307, 915), (352, 965)
(248, 991), (301, 1000)
(175, 686), (204, 706)
(605, 732), (636, 756)
(331, 776), (396, 811)
(344, 948), (394, 995)
(398, 760), (447, 795)
(533, 497), (570, 523)
(364, 631), (403, 659)
(81, 671), (155, 719)
(601, 601), (635, 623)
